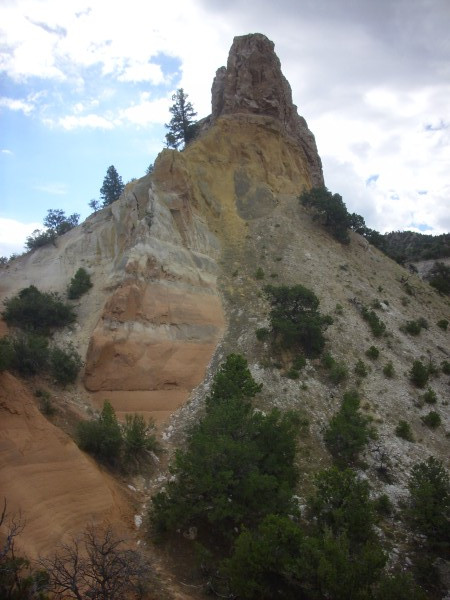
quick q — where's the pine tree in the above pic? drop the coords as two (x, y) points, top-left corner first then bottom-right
(100, 165), (125, 207)
(165, 88), (197, 149)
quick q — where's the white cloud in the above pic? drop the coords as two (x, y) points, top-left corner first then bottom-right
(119, 96), (171, 126)
(1, 149), (13, 155)
(0, 217), (42, 257)
(34, 182), (68, 195)
(57, 114), (116, 130)
(0, 96), (34, 115)
(118, 61), (166, 84)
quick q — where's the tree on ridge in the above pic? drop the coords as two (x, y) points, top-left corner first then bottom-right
(165, 88), (197, 149)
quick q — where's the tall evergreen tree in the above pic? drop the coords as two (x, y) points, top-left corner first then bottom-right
(165, 88), (197, 149)
(100, 165), (125, 207)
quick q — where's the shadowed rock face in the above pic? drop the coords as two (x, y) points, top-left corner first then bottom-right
(210, 33), (324, 187)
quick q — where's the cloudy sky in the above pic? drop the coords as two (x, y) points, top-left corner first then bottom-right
(1, 0), (449, 257)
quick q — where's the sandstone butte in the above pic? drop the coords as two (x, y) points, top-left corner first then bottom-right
(0, 32), (449, 569)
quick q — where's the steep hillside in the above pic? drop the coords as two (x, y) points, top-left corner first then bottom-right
(0, 32), (449, 596)
(0, 371), (130, 558)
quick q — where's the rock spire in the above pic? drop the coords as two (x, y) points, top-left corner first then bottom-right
(210, 33), (324, 187)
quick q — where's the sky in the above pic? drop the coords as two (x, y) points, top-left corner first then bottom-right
(1, 0), (449, 257)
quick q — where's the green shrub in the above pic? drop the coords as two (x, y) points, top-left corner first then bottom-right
(255, 267), (265, 280)
(286, 368), (300, 379)
(67, 267), (93, 299)
(366, 345), (380, 360)
(329, 361), (348, 384)
(255, 327), (269, 341)
(437, 319), (448, 331)
(25, 228), (56, 250)
(49, 344), (82, 386)
(374, 494), (393, 517)
(3, 285), (76, 335)
(123, 414), (159, 462)
(324, 390), (375, 467)
(410, 360), (429, 388)
(426, 359), (439, 377)
(429, 261), (450, 295)
(421, 411), (441, 429)
(292, 355), (306, 371)
(77, 401), (122, 464)
(322, 352), (347, 383)
(395, 420), (414, 441)
(372, 299), (382, 309)
(322, 351), (335, 369)
(383, 361), (395, 378)
(264, 284), (330, 357)
(361, 306), (386, 337)
(299, 187), (351, 243)
(441, 360), (450, 375)
(206, 353), (262, 407)
(0, 337), (14, 371)
(335, 303), (344, 314)
(10, 333), (49, 376)
(401, 318), (428, 336)
(355, 359), (368, 377)
(422, 387), (437, 404)
(35, 388), (56, 415)
(407, 456), (449, 548)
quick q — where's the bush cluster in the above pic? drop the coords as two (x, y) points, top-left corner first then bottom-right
(67, 267), (93, 299)
(407, 457), (449, 550)
(437, 319), (448, 331)
(409, 360), (429, 388)
(77, 401), (159, 469)
(1, 333), (82, 384)
(264, 284), (331, 357)
(383, 360), (395, 378)
(422, 387), (437, 404)
(1, 286), (81, 385)
(26, 209), (79, 250)
(299, 187), (351, 243)
(50, 344), (82, 386)
(322, 352), (348, 383)
(421, 411), (441, 429)
(2, 285), (75, 335)
(366, 345), (380, 360)
(361, 306), (386, 337)
(401, 318), (428, 336)
(429, 261), (450, 295)
(355, 358), (368, 377)
(324, 390), (375, 467)
(396, 420), (414, 442)
(255, 327), (269, 341)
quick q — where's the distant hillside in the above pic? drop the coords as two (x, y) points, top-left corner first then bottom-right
(381, 230), (450, 264)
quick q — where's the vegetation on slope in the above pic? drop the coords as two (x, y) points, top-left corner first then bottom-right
(149, 353), (444, 599)
(1, 285), (81, 385)
(381, 231), (450, 263)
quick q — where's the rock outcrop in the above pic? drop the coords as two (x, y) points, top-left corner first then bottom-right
(209, 33), (324, 187)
